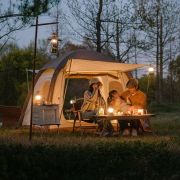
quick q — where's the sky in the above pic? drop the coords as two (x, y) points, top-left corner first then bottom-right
(2, 0), (67, 47)
(1, 0), (160, 76)
(14, 16), (56, 47)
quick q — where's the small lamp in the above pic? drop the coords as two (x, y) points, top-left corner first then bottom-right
(107, 107), (114, 115)
(49, 32), (61, 54)
(34, 91), (42, 105)
(148, 65), (154, 74)
(70, 99), (76, 104)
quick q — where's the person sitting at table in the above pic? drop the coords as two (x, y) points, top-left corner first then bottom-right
(81, 78), (113, 136)
(107, 90), (130, 114)
(120, 78), (147, 136)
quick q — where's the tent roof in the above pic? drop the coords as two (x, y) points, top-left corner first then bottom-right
(42, 49), (116, 70)
(41, 49), (146, 77)
(65, 59), (145, 75)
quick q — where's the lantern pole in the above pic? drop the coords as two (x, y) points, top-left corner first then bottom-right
(29, 16), (38, 141)
(29, 19), (59, 141)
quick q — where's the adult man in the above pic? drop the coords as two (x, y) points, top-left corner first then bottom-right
(120, 78), (147, 136)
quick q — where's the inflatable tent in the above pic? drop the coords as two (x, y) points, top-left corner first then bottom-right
(19, 50), (145, 127)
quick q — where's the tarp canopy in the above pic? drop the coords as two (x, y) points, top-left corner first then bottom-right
(65, 59), (146, 77)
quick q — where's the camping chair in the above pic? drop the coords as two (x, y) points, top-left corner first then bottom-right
(71, 98), (97, 133)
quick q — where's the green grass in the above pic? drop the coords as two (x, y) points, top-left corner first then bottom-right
(149, 102), (180, 113)
(0, 111), (180, 179)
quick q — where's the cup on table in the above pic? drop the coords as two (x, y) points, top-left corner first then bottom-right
(137, 109), (144, 115)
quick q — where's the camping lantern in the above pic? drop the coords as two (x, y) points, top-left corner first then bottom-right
(137, 109), (144, 115)
(34, 91), (42, 105)
(70, 99), (76, 104)
(107, 107), (114, 115)
(98, 107), (104, 116)
(50, 32), (61, 54)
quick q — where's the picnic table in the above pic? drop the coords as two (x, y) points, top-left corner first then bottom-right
(94, 114), (155, 133)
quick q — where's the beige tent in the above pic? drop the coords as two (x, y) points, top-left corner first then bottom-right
(19, 50), (145, 127)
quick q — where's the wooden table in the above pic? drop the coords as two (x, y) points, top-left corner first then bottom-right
(94, 114), (155, 133)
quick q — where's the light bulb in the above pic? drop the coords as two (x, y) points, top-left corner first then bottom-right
(148, 67), (154, 73)
(35, 94), (42, 101)
(70, 100), (76, 104)
(108, 107), (114, 114)
(51, 38), (58, 45)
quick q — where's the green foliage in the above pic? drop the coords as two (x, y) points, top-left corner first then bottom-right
(138, 74), (156, 105)
(0, 111), (179, 179)
(150, 102), (180, 113)
(0, 44), (48, 106)
(0, 112), (180, 179)
(18, 0), (60, 23)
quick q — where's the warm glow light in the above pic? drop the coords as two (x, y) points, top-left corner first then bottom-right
(35, 94), (42, 101)
(51, 38), (58, 45)
(98, 107), (104, 115)
(34, 93), (42, 105)
(137, 109), (144, 115)
(148, 67), (154, 73)
(70, 100), (76, 104)
(107, 107), (114, 114)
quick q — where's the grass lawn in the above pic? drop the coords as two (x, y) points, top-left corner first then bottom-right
(0, 108), (180, 180)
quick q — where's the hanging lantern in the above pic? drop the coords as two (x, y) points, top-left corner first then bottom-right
(49, 32), (60, 54)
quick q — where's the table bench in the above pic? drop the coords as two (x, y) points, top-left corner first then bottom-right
(94, 114), (155, 134)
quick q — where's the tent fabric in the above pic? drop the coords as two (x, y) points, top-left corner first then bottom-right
(65, 59), (145, 74)
(41, 49), (116, 70)
(20, 49), (147, 126)
(46, 50), (145, 101)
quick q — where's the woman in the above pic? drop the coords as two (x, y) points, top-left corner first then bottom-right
(81, 78), (113, 136)
(81, 78), (105, 118)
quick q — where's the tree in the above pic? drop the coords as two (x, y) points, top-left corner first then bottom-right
(67, 0), (151, 63)
(67, 0), (114, 53)
(133, 0), (180, 103)
(0, 1), (24, 51)
(167, 55), (180, 103)
(0, 0), (60, 51)
(139, 74), (156, 107)
(0, 44), (48, 106)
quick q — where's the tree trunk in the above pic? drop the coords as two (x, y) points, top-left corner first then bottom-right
(96, 0), (103, 52)
(156, 3), (160, 104)
(169, 40), (174, 103)
(116, 19), (120, 61)
(159, 15), (163, 103)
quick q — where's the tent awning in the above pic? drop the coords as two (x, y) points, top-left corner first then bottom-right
(64, 59), (146, 76)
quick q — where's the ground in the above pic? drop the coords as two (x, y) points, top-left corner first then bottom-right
(0, 107), (180, 180)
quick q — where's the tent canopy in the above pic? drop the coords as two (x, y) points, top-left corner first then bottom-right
(41, 50), (146, 75)
(20, 50), (148, 126)
(64, 59), (145, 78)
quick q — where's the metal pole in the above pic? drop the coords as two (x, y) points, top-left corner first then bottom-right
(26, 68), (29, 92)
(29, 16), (38, 141)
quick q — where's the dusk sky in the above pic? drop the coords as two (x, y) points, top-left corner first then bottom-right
(14, 16), (55, 47)
(2, 0), (165, 75)
(3, 0), (69, 47)
(14, 16), (57, 47)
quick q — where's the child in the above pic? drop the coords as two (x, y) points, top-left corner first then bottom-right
(108, 90), (130, 114)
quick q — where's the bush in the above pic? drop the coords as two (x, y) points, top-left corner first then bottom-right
(0, 140), (180, 180)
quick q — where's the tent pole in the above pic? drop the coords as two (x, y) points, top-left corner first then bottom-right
(59, 59), (73, 121)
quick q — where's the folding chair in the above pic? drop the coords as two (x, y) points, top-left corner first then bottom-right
(72, 98), (97, 133)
